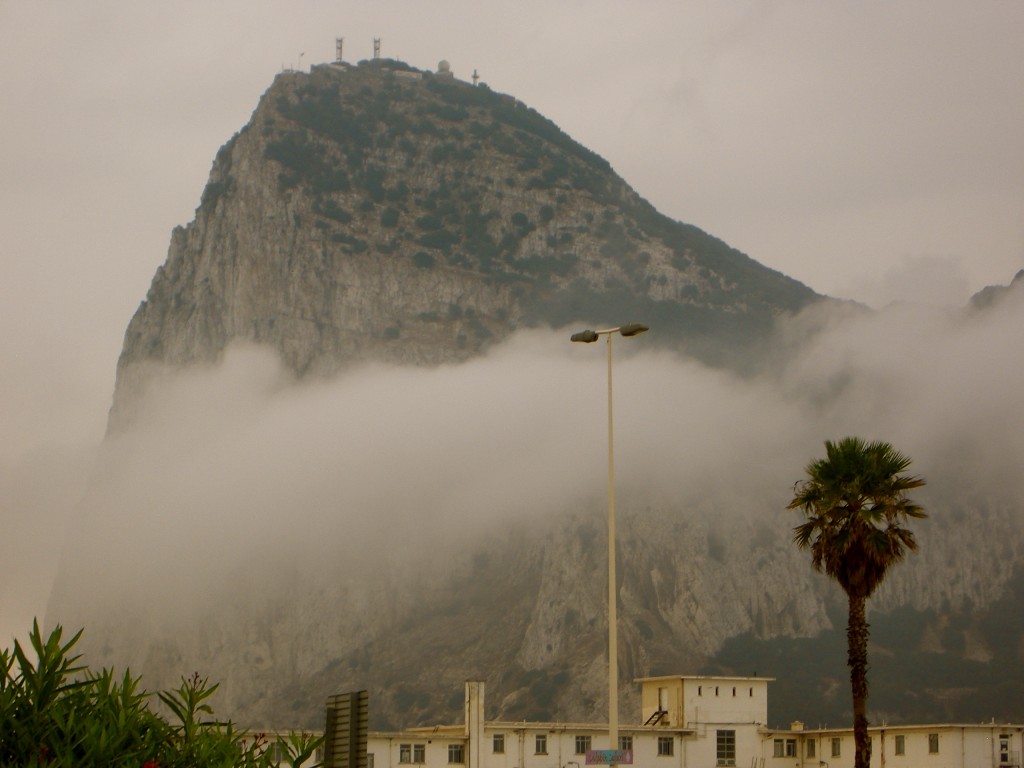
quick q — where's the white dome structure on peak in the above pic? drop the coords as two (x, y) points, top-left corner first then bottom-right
(436, 59), (454, 78)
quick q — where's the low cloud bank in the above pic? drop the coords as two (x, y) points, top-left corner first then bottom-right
(3, 287), (1022, 644)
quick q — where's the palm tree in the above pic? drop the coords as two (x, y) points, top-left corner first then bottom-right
(788, 437), (926, 768)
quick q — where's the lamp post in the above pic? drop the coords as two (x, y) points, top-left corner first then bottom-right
(570, 322), (649, 763)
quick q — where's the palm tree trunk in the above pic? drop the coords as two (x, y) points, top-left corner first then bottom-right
(847, 592), (871, 768)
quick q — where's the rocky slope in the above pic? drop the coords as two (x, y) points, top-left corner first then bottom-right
(109, 58), (818, 430)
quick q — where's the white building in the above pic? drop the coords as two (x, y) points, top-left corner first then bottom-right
(761, 721), (1024, 768)
(363, 675), (769, 768)
(340, 675), (1023, 768)
(269, 674), (1023, 768)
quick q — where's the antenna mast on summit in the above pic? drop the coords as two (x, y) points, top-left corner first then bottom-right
(335, 37), (344, 62)
(373, 37), (381, 58)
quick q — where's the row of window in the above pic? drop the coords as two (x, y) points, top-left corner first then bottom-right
(399, 730), (940, 765)
(401, 735), (673, 763)
(698, 685), (754, 697)
(773, 738), (797, 758)
(399, 744), (426, 763)
(772, 733), (942, 760)
(399, 744), (467, 764)
(493, 733), (673, 757)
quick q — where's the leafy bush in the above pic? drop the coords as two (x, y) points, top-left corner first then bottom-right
(201, 179), (233, 208)
(415, 214), (444, 231)
(427, 103), (469, 122)
(412, 252), (436, 269)
(266, 131), (350, 194)
(386, 182), (410, 203)
(331, 233), (368, 253)
(417, 229), (459, 251)
(362, 165), (387, 203)
(468, 317), (492, 340)
(313, 197), (353, 223)
(277, 88), (371, 150)
(0, 621), (322, 767)
(513, 252), (578, 278)
(380, 207), (400, 228)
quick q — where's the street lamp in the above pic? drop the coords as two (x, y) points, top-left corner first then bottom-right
(570, 322), (649, 763)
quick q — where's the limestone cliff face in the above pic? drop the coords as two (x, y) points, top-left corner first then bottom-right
(110, 59), (818, 430)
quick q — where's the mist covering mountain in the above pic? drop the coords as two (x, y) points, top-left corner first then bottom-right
(47, 59), (1024, 731)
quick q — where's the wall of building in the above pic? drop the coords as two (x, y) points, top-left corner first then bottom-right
(760, 725), (1024, 768)
(316, 679), (1024, 768)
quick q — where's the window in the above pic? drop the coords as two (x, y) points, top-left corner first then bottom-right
(831, 738), (842, 757)
(268, 742), (286, 762)
(929, 734), (939, 754)
(895, 735), (905, 755)
(716, 730), (736, 766)
(732, 687), (737, 696)
(772, 739), (796, 758)
(658, 736), (674, 756)
(399, 744), (425, 764)
(448, 744), (465, 764)
(619, 736), (633, 752)
(698, 685), (703, 696)
(535, 735), (547, 755)
(806, 739), (816, 758)
(575, 735), (592, 755)
(493, 734), (505, 754)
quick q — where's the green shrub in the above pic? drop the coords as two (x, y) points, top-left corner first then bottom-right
(412, 251), (436, 269)
(331, 233), (368, 253)
(363, 165), (387, 203)
(380, 207), (401, 228)
(278, 87), (371, 150)
(201, 178), (232, 208)
(0, 621), (322, 768)
(266, 131), (350, 194)
(415, 214), (444, 231)
(417, 229), (459, 250)
(313, 197), (353, 223)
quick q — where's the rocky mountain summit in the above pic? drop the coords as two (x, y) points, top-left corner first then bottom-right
(970, 268), (1024, 310)
(56, 58), (1024, 732)
(109, 58), (817, 429)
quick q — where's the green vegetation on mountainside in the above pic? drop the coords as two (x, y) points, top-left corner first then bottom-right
(248, 61), (818, 362)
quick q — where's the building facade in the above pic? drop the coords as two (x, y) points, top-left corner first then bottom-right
(340, 676), (1023, 768)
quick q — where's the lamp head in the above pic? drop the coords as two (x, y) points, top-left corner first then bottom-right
(618, 323), (649, 337)
(570, 329), (600, 343)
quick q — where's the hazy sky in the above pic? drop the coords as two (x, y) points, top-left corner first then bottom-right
(2, 1), (1023, 645)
